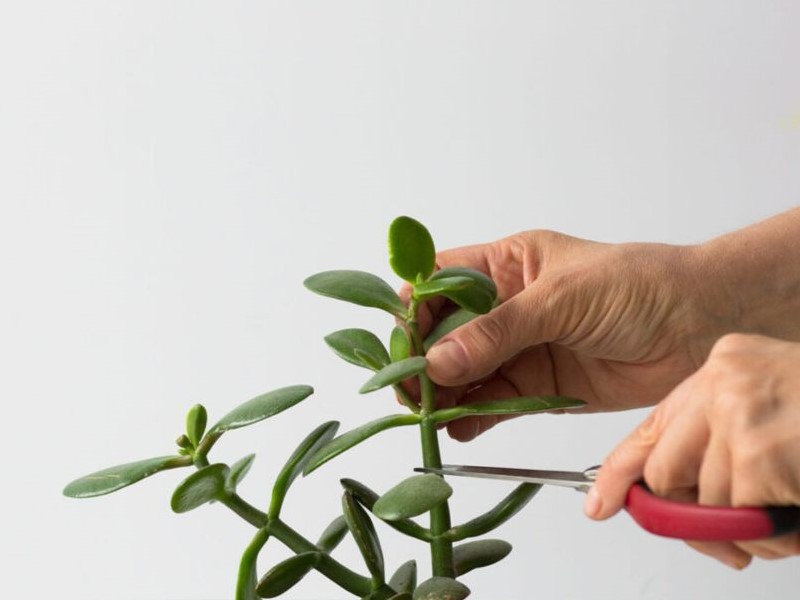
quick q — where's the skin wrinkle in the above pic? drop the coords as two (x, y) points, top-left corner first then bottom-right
(595, 333), (800, 566)
(413, 209), (800, 567)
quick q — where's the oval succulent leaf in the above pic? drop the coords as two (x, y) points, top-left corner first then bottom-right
(452, 539), (512, 577)
(236, 527), (270, 600)
(171, 463), (229, 513)
(359, 357), (428, 394)
(325, 329), (391, 371)
(423, 308), (478, 352)
(225, 454), (256, 495)
(388, 216), (436, 283)
(389, 560), (417, 594)
(373, 474), (453, 521)
(430, 396), (586, 424)
(304, 414), (421, 475)
(210, 385), (314, 434)
(389, 326), (411, 362)
(186, 403), (208, 447)
(316, 515), (349, 553)
(304, 270), (407, 317)
(412, 276), (472, 302)
(353, 348), (389, 371)
(256, 551), (320, 598)
(430, 267), (497, 314)
(447, 483), (541, 541)
(271, 421), (340, 516)
(340, 478), (380, 508)
(342, 492), (385, 582)
(413, 577), (470, 600)
(63, 455), (191, 498)
(340, 479), (431, 542)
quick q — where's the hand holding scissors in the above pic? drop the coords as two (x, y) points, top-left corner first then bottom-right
(416, 464), (800, 542)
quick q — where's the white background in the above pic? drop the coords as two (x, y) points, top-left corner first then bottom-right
(1, 2), (799, 599)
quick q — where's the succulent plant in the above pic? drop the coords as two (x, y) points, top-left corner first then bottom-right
(64, 216), (584, 599)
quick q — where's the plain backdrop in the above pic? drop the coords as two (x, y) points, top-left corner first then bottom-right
(1, 2), (798, 599)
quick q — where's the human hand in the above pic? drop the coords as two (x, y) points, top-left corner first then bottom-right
(587, 333), (800, 569)
(411, 230), (726, 441)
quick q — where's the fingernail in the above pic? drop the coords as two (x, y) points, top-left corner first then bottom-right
(427, 340), (468, 381)
(584, 487), (602, 518)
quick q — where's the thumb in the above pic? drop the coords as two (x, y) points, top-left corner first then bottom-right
(425, 287), (549, 386)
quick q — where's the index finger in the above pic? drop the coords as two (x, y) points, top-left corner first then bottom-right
(587, 408), (664, 520)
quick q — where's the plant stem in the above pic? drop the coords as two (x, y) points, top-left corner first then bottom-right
(192, 448), (370, 596)
(269, 518), (372, 597)
(393, 383), (420, 413)
(408, 300), (455, 578)
(224, 494), (268, 528)
(419, 415), (454, 577)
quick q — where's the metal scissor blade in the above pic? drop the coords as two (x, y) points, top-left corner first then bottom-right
(415, 464), (597, 493)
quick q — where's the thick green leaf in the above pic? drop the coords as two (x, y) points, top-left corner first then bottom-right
(389, 595), (412, 600)
(373, 474), (453, 521)
(388, 216), (436, 283)
(354, 349), (388, 370)
(304, 414), (421, 475)
(186, 403), (208, 447)
(305, 270), (407, 317)
(256, 551), (320, 598)
(389, 560), (417, 594)
(63, 455), (191, 498)
(430, 267), (497, 314)
(412, 277), (472, 302)
(343, 491), (384, 583)
(446, 483), (541, 541)
(389, 326), (411, 362)
(325, 329), (391, 371)
(340, 478), (380, 506)
(423, 308), (478, 352)
(359, 357), (428, 394)
(270, 421), (340, 516)
(225, 454), (256, 495)
(209, 385), (314, 435)
(341, 479), (432, 542)
(413, 577), (470, 600)
(316, 515), (349, 553)
(430, 396), (586, 424)
(452, 539), (512, 576)
(171, 463), (229, 513)
(236, 527), (270, 600)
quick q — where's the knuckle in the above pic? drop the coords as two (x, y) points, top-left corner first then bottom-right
(711, 333), (757, 357)
(516, 228), (559, 248)
(708, 386), (742, 420)
(636, 409), (665, 447)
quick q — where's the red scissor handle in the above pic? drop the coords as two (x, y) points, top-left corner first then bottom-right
(624, 482), (800, 541)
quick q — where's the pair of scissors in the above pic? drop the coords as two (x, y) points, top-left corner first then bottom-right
(415, 464), (800, 541)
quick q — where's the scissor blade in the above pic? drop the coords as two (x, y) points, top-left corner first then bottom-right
(415, 464), (594, 492)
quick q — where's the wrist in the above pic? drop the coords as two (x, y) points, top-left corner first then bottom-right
(688, 209), (800, 343)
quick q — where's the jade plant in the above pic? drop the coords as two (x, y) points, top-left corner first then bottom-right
(64, 216), (584, 599)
